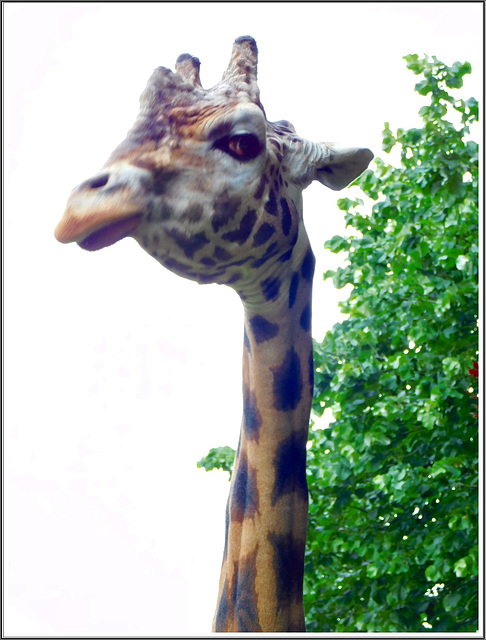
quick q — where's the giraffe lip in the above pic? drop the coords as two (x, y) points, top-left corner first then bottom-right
(78, 214), (143, 251)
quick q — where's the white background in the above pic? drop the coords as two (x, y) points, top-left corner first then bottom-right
(4, 2), (482, 635)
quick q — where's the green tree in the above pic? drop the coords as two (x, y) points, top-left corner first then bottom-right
(307, 54), (478, 632)
(198, 54), (478, 632)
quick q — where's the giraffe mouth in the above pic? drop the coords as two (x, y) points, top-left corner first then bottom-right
(78, 214), (143, 251)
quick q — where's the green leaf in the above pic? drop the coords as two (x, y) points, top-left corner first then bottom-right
(442, 357), (462, 376)
(197, 446), (235, 479)
(325, 235), (349, 253)
(443, 591), (461, 612)
(425, 564), (442, 582)
(415, 79), (432, 95)
(453, 557), (468, 578)
(381, 122), (396, 153)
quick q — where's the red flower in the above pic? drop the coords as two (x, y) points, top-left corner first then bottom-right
(468, 362), (479, 378)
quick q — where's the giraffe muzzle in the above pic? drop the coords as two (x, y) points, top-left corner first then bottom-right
(54, 164), (152, 250)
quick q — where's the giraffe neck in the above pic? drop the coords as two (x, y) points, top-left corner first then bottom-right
(213, 235), (315, 632)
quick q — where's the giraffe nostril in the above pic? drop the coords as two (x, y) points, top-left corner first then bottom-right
(86, 173), (110, 189)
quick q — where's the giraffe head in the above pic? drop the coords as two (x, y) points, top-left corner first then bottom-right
(55, 36), (372, 299)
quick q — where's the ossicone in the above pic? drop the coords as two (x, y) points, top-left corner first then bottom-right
(175, 53), (202, 87)
(221, 35), (260, 103)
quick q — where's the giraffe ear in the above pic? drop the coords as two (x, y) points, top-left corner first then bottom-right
(313, 144), (374, 191)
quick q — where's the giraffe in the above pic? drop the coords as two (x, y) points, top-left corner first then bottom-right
(54, 36), (373, 632)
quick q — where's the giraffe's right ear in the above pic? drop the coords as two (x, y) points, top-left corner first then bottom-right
(313, 144), (374, 191)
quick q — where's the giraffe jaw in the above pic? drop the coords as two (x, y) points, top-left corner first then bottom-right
(54, 209), (143, 251)
(77, 214), (143, 251)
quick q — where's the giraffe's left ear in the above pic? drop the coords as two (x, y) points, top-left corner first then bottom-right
(313, 144), (374, 191)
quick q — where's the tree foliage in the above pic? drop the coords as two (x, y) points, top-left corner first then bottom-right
(197, 446), (234, 478)
(198, 55), (478, 632)
(307, 54), (478, 632)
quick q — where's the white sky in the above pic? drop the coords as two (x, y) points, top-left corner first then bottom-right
(4, 2), (482, 636)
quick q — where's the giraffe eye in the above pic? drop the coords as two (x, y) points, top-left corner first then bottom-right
(215, 133), (262, 161)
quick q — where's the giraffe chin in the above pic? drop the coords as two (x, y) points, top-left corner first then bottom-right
(77, 214), (142, 251)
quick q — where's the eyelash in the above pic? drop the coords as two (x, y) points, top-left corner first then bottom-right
(214, 133), (263, 161)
